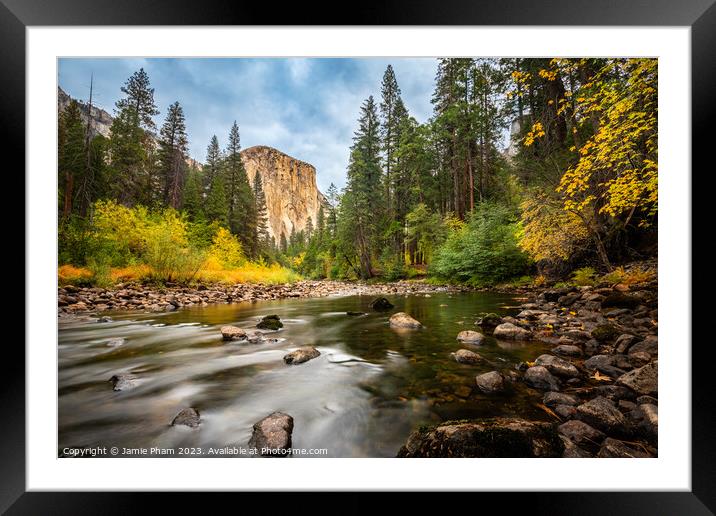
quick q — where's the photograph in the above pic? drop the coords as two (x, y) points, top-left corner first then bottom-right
(56, 56), (659, 459)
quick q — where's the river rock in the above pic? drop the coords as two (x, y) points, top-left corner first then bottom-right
(615, 334), (641, 354)
(597, 437), (652, 458)
(628, 335), (658, 356)
(347, 311), (366, 316)
(591, 323), (620, 343)
(639, 403), (658, 438)
(248, 412), (294, 456)
(555, 404), (577, 419)
(584, 354), (614, 371)
(475, 371), (505, 393)
(524, 366), (560, 391)
(493, 322), (531, 340)
(389, 312), (422, 329)
(106, 337), (125, 347)
(257, 315), (283, 330)
(628, 351), (651, 368)
(575, 396), (628, 435)
(543, 392), (579, 408)
(453, 349), (483, 364)
(561, 436), (593, 458)
(456, 330), (485, 344)
(171, 408), (201, 428)
(475, 313), (502, 329)
(397, 417), (564, 458)
(535, 354), (580, 378)
(602, 293), (641, 309)
(558, 419), (605, 448)
(370, 297), (394, 311)
(283, 346), (321, 365)
(616, 360), (658, 396)
(221, 326), (247, 341)
(109, 373), (137, 391)
(552, 344), (582, 357)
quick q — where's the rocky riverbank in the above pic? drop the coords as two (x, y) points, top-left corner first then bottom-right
(57, 280), (472, 317)
(399, 279), (658, 458)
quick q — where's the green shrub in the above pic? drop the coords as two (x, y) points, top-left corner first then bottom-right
(430, 203), (530, 285)
(571, 266), (597, 286)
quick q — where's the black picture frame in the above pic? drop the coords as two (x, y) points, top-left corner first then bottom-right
(5, 0), (711, 513)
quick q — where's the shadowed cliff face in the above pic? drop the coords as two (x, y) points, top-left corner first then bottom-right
(241, 145), (326, 243)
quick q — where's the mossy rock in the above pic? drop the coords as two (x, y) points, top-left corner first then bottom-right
(257, 314), (283, 330)
(397, 417), (564, 458)
(476, 313), (502, 328)
(591, 323), (620, 343)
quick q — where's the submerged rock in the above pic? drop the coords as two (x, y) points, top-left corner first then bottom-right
(389, 312), (422, 329)
(475, 371), (505, 393)
(106, 337), (125, 348)
(397, 417), (564, 458)
(108, 373), (137, 391)
(346, 311), (366, 316)
(171, 408), (201, 428)
(493, 322), (532, 340)
(257, 315), (283, 331)
(370, 297), (394, 311)
(456, 330), (485, 344)
(248, 412), (294, 457)
(283, 346), (321, 365)
(221, 326), (247, 341)
(453, 349), (483, 364)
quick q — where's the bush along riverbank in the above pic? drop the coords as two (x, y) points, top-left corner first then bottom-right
(57, 280), (472, 317)
(399, 279), (658, 458)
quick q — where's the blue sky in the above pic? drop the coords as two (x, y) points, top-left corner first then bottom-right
(58, 57), (441, 192)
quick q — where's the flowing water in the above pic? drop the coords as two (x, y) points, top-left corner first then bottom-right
(58, 291), (554, 457)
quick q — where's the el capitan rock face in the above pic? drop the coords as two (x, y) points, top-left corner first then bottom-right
(240, 145), (326, 243)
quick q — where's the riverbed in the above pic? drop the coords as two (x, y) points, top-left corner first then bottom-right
(58, 291), (555, 457)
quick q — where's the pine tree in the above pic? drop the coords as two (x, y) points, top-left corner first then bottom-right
(158, 101), (189, 209)
(252, 172), (270, 256)
(107, 106), (148, 206)
(182, 165), (204, 220)
(205, 174), (228, 226)
(305, 217), (314, 242)
(115, 68), (160, 131)
(316, 205), (326, 242)
(379, 65), (405, 208)
(224, 121), (256, 253)
(338, 96), (384, 278)
(58, 100), (87, 217)
(204, 135), (221, 194)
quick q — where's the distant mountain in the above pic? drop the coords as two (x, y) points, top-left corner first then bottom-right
(58, 86), (113, 139)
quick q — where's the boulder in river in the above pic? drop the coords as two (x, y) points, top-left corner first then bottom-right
(370, 297), (394, 311)
(283, 346), (321, 365)
(221, 326), (247, 341)
(106, 337), (125, 348)
(493, 322), (532, 340)
(109, 373), (137, 391)
(453, 349), (483, 364)
(535, 354), (580, 378)
(397, 417), (564, 457)
(389, 312), (422, 329)
(456, 330), (485, 344)
(257, 315), (283, 331)
(475, 371), (505, 393)
(552, 344), (582, 357)
(523, 366), (560, 391)
(616, 360), (658, 396)
(171, 408), (201, 428)
(248, 412), (294, 457)
(347, 311), (366, 316)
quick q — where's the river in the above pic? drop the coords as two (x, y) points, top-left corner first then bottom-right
(58, 290), (554, 457)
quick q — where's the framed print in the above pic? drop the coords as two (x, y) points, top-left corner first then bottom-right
(5, 0), (713, 512)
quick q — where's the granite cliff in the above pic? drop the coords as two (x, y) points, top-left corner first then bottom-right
(240, 145), (326, 243)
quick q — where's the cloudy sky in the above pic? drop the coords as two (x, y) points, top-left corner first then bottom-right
(58, 57), (443, 192)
